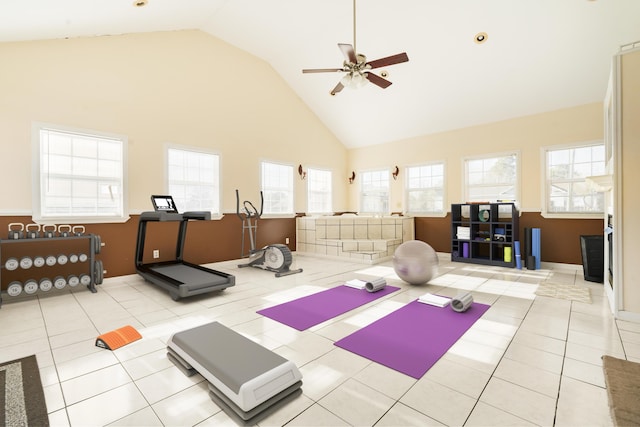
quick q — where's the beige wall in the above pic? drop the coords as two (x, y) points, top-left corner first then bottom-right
(0, 29), (605, 218)
(347, 103), (603, 213)
(0, 30), (348, 216)
(620, 49), (640, 313)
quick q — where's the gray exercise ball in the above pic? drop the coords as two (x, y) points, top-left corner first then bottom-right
(392, 240), (439, 285)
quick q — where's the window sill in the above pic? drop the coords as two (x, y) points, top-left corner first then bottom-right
(32, 215), (131, 225)
(405, 212), (448, 218)
(260, 214), (297, 219)
(540, 212), (605, 220)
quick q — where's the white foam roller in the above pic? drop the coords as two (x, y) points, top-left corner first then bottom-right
(365, 277), (387, 292)
(451, 292), (474, 312)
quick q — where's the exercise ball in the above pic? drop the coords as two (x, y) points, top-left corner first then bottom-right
(392, 240), (439, 285)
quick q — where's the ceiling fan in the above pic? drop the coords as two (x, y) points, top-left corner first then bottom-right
(302, 0), (409, 96)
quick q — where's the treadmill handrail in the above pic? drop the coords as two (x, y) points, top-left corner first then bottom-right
(182, 211), (211, 221)
(140, 211), (184, 222)
(139, 211), (211, 222)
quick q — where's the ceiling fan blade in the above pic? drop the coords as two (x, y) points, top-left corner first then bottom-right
(338, 43), (357, 64)
(302, 68), (345, 73)
(366, 52), (409, 69)
(365, 72), (392, 89)
(330, 81), (345, 96)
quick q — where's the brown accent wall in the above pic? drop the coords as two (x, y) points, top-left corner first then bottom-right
(1, 211), (602, 289)
(518, 212), (603, 265)
(0, 215), (297, 284)
(414, 214), (453, 253)
(414, 213), (603, 265)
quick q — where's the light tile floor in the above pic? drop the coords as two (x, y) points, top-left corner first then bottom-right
(1, 253), (638, 426)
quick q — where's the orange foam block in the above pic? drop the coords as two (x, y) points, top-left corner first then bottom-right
(95, 325), (142, 350)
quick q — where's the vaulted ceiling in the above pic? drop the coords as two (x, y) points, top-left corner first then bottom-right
(2, 0), (639, 148)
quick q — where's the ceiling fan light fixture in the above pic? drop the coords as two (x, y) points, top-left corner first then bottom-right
(302, 0), (408, 94)
(341, 71), (368, 89)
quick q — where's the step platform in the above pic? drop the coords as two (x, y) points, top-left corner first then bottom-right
(167, 321), (303, 422)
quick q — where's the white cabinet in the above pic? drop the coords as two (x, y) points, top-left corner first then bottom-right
(604, 42), (640, 322)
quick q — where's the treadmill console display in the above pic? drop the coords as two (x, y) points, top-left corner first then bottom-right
(151, 195), (178, 213)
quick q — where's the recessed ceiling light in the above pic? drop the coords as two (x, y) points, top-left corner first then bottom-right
(474, 32), (488, 44)
(133, 0), (148, 7)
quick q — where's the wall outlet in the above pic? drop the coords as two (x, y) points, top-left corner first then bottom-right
(153, 249), (160, 258)
(285, 237), (290, 244)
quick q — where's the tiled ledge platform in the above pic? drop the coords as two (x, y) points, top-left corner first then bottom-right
(296, 215), (415, 264)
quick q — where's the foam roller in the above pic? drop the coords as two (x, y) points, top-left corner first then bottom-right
(365, 277), (387, 293)
(451, 292), (474, 312)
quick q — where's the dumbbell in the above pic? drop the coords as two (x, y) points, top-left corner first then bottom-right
(8, 223), (24, 240)
(80, 274), (91, 286)
(93, 235), (103, 254)
(33, 256), (46, 268)
(19, 256), (33, 269)
(23, 279), (38, 295)
(57, 225), (72, 237)
(25, 224), (41, 239)
(7, 281), (23, 297)
(67, 275), (80, 287)
(94, 260), (104, 285)
(53, 276), (67, 290)
(4, 257), (19, 271)
(42, 224), (57, 238)
(39, 278), (53, 292)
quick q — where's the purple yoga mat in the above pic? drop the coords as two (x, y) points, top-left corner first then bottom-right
(257, 285), (400, 331)
(334, 299), (490, 378)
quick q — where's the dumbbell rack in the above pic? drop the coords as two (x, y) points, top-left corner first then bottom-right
(0, 234), (103, 308)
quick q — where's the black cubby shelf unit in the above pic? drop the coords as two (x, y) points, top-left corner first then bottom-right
(451, 203), (519, 267)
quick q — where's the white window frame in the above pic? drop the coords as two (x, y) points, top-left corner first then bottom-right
(166, 145), (221, 217)
(405, 161), (446, 217)
(359, 169), (390, 215)
(541, 141), (605, 219)
(31, 122), (128, 223)
(306, 167), (333, 214)
(463, 151), (520, 206)
(260, 161), (295, 217)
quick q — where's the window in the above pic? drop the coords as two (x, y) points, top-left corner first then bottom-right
(307, 168), (332, 214)
(32, 123), (127, 223)
(261, 161), (294, 215)
(464, 152), (518, 203)
(167, 147), (220, 215)
(406, 162), (445, 215)
(544, 142), (605, 214)
(360, 169), (390, 214)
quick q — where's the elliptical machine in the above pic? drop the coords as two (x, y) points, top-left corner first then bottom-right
(236, 190), (303, 277)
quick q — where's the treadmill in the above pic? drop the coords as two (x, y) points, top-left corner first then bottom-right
(135, 195), (235, 300)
